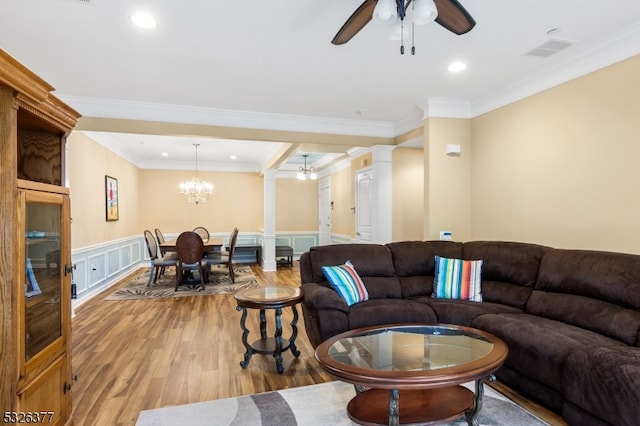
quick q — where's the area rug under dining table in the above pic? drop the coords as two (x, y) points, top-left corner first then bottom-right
(135, 381), (550, 425)
(105, 266), (259, 300)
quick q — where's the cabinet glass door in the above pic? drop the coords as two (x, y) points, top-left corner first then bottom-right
(24, 198), (63, 361)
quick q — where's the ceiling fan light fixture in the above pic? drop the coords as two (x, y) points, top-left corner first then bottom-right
(373, 0), (398, 23)
(387, 18), (403, 41)
(413, 0), (438, 26)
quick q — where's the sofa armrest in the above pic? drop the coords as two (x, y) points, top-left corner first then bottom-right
(301, 282), (349, 313)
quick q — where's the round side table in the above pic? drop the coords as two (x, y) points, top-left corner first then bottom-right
(234, 286), (303, 374)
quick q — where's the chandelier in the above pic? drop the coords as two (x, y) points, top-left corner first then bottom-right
(296, 154), (317, 181)
(373, 0), (438, 55)
(179, 143), (214, 205)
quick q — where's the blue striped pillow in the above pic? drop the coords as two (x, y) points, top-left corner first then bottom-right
(321, 260), (368, 306)
(433, 256), (483, 302)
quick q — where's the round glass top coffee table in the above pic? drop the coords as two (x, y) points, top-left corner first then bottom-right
(234, 287), (303, 374)
(315, 324), (508, 426)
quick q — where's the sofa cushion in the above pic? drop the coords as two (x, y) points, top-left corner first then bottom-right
(321, 261), (368, 306)
(433, 256), (483, 302)
(308, 244), (396, 281)
(463, 241), (550, 309)
(347, 299), (437, 330)
(386, 241), (463, 298)
(531, 248), (640, 345)
(527, 291), (640, 346)
(563, 346), (640, 426)
(471, 313), (625, 392)
(306, 244), (402, 299)
(412, 297), (522, 326)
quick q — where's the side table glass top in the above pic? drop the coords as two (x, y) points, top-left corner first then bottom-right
(235, 286), (301, 302)
(327, 325), (494, 372)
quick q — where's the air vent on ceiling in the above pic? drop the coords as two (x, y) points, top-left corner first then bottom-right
(525, 38), (576, 58)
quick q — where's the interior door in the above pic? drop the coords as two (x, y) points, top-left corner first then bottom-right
(355, 168), (373, 242)
(318, 177), (331, 245)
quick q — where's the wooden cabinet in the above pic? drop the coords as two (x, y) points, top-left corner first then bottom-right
(0, 50), (79, 425)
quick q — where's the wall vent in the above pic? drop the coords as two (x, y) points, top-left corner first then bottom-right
(525, 38), (576, 58)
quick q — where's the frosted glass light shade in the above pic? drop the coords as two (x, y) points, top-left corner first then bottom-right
(413, 0), (438, 25)
(373, 0), (398, 23)
(388, 18), (403, 41)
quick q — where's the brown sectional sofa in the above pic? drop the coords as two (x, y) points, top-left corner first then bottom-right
(299, 241), (640, 426)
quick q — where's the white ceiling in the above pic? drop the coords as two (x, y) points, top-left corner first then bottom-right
(2, 0), (640, 173)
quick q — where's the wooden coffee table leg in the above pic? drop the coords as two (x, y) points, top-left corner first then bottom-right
(237, 305), (253, 368)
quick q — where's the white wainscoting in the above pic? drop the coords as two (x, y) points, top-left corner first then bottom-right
(71, 235), (143, 310)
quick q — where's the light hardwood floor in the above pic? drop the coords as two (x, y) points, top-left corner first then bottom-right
(71, 262), (566, 426)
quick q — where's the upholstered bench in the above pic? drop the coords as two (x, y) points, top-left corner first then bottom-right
(276, 245), (293, 267)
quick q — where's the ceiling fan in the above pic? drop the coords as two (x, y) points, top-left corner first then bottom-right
(332, 0), (476, 46)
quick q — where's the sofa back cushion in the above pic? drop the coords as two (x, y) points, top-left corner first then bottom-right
(529, 249), (640, 346)
(306, 244), (402, 299)
(462, 241), (550, 309)
(387, 241), (463, 298)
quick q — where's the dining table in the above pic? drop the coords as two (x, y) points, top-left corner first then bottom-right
(160, 237), (224, 254)
(161, 236), (225, 287)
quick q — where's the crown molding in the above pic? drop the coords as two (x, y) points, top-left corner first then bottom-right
(420, 97), (473, 119)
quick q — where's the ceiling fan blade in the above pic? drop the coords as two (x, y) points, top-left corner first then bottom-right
(332, 0), (377, 45)
(433, 0), (476, 35)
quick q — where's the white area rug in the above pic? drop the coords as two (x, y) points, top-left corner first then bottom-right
(136, 381), (550, 426)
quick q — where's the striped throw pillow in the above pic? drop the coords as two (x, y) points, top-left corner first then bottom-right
(321, 260), (369, 306)
(433, 256), (483, 302)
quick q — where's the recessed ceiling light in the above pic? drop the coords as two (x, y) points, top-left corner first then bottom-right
(230, 155), (237, 160)
(130, 11), (157, 29)
(448, 61), (467, 73)
(161, 152), (168, 157)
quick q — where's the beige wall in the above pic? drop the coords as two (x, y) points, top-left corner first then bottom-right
(276, 178), (318, 231)
(470, 54), (640, 253)
(392, 147), (424, 241)
(138, 169), (264, 234)
(424, 117), (472, 241)
(67, 132), (140, 248)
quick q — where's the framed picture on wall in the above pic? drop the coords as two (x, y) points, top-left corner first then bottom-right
(105, 175), (119, 221)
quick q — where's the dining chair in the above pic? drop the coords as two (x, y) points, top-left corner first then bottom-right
(192, 226), (210, 243)
(175, 231), (207, 291)
(206, 227), (239, 283)
(143, 230), (178, 287)
(154, 228), (170, 256)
